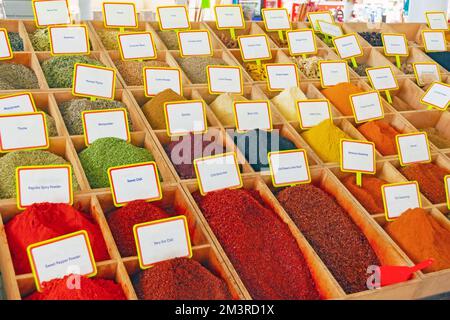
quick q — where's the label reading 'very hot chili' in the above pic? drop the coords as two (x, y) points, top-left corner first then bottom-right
(265, 64), (298, 91)
(33, 0), (71, 27)
(233, 101), (272, 132)
(340, 139), (376, 174)
(0, 93), (36, 114)
(238, 35), (271, 61)
(350, 91), (384, 123)
(72, 64), (115, 100)
(177, 30), (212, 56)
(82, 108), (130, 145)
(194, 152), (242, 195)
(28, 231), (97, 291)
(144, 67), (182, 96)
(268, 149), (311, 187)
(133, 216), (192, 269)
(396, 132), (431, 166)
(164, 100), (207, 136)
(102, 2), (137, 28)
(382, 182), (421, 220)
(296, 99), (331, 129)
(207, 66), (243, 94)
(318, 61), (349, 87)
(118, 32), (156, 60)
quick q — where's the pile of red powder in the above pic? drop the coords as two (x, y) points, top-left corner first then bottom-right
(194, 189), (321, 300)
(26, 275), (126, 300)
(133, 258), (232, 300)
(5, 203), (109, 275)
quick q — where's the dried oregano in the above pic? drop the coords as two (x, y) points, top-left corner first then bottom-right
(41, 55), (104, 88)
(0, 62), (39, 89)
(29, 28), (50, 51)
(8, 32), (23, 51)
(97, 30), (120, 50)
(59, 98), (133, 135)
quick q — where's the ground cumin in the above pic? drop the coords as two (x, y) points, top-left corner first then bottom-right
(321, 82), (364, 116)
(385, 208), (450, 273)
(342, 175), (387, 214)
(358, 120), (400, 156)
(141, 89), (185, 130)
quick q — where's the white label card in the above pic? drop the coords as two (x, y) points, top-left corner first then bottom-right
(268, 150), (310, 186)
(0, 112), (47, 151)
(421, 82), (450, 110)
(413, 63), (440, 86)
(103, 2), (137, 27)
(134, 217), (191, 268)
(426, 12), (448, 30)
(287, 30), (316, 55)
(422, 31), (446, 52)
(0, 94), (36, 114)
(73, 64), (115, 99)
(83, 109), (129, 144)
(33, 0), (71, 26)
(49, 25), (89, 55)
(297, 100), (331, 129)
(109, 162), (161, 206)
(341, 140), (375, 173)
(366, 67), (398, 90)
(446, 176), (450, 207)
(28, 231), (96, 289)
(207, 66), (242, 94)
(238, 35), (271, 61)
(157, 6), (190, 30)
(333, 34), (362, 59)
(0, 29), (12, 59)
(308, 12), (333, 31)
(118, 33), (156, 60)
(317, 21), (343, 37)
(17, 166), (72, 208)
(234, 101), (271, 131)
(262, 9), (290, 30)
(195, 153), (242, 194)
(266, 64), (298, 90)
(144, 68), (181, 96)
(319, 62), (349, 87)
(178, 31), (212, 56)
(215, 5), (244, 29)
(382, 34), (408, 55)
(165, 101), (206, 135)
(396, 133), (431, 165)
(350, 91), (383, 123)
(382, 183), (421, 219)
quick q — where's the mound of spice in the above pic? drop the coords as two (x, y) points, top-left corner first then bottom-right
(5, 203), (109, 274)
(107, 200), (172, 257)
(244, 62), (268, 81)
(427, 52), (450, 71)
(141, 88), (185, 129)
(29, 28), (50, 51)
(97, 29), (120, 50)
(0, 62), (39, 89)
(217, 32), (239, 48)
(399, 163), (449, 204)
(8, 32), (23, 51)
(0, 150), (79, 199)
(41, 55), (104, 88)
(358, 120), (399, 156)
(401, 62), (414, 74)
(277, 184), (381, 294)
(165, 134), (225, 179)
(233, 129), (297, 171)
(194, 189), (320, 300)
(79, 137), (156, 189)
(26, 275), (126, 300)
(40, 109), (58, 137)
(156, 30), (179, 50)
(359, 32), (382, 46)
(133, 258), (232, 300)
(385, 208), (450, 273)
(422, 127), (450, 149)
(114, 59), (169, 86)
(271, 87), (307, 121)
(351, 62), (370, 76)
(210, 93), (248, 126)
(176, 56), (227, 84)
(302, 120), (350, 163)
(342, 175), (387, 214)
(321, 82), (364, 116)
(59, 98), (131, 135)
(294, 55), (323, 78)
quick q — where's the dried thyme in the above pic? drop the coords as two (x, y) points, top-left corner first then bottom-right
(0, 63), (39, 89)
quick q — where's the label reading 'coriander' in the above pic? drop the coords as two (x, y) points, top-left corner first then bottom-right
(82, 109), (130, 145)
(0, 93), (36, 114)
(382, 182), (421, 220)
(297, 99), (331, 129)
(144, 67), (182, 96)
(233, 101), (272, 132)
(340, 139), (376, 174)
(214, 5), (245, 29)
(164, 100), (207, 136)
(178, 30), (212, 56)
(49, 25), (89, 55)
(396, 132), (431, 166)
(207, 66), (243, 94)
(238, 35), (271, 61)
(72, 64), (115, 100)
(103, 2), (137, 28)
(350, 91), (384, 123)
(118, 32), (156, 60)
(33, 0), (71, 27)
(265, 64), (298, 91)
(268, 150), (311, 187)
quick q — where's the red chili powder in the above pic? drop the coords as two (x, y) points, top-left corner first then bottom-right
(107, 200), (172, 257)
(342, 175), (387, 214)
(25, 275), (126, 300)
(194, 189), (321, 300)
(133, 257), (232, 300)
(5, 203), (109, 275)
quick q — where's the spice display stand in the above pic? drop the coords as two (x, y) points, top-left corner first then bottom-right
(0, 19), (449, 300)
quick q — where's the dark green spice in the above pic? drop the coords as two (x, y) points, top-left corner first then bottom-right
(59, 98), (132, 135)
(41, 55), (104, 88)
(29, 28), (50, 51)
(8, 32), (23, 51)
(0, 63), (39, 89)
(78, 137), (156, 189)
(0, 150), (79, 199)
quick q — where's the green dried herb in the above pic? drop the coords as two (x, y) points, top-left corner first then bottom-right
(29, 28), (50, 51)
(0, 62), (39, 89)
(8, 32), (23, 51)
(114, 59), (169, 86)
(175, 56), (227, 84)
(38, 109), (58, 137)
(97, 30), (120, 50)
(59, 98), (132, 135)
(0, 150), (80, 199)
(78, 137), (156, 189)
(156, 30), (179, 50)
(41, 55), (104, 88)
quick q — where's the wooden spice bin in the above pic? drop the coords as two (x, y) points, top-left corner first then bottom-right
(341, 22), (394, 48)
(374, 77), (427, 112)
(387, 23), (426, 47)
(352, 46), (403, 78)
(0, 20), (34, 52)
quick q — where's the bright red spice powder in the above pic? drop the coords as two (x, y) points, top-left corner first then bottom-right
(194, 189), (321, 300)
(5, 203), (109, 275)
(25, 275), (126, 300)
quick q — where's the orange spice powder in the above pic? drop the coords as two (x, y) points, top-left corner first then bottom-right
(358, 120), (400, 156)
(320, 82), (363, 116)
(342, 175), (387, 214)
